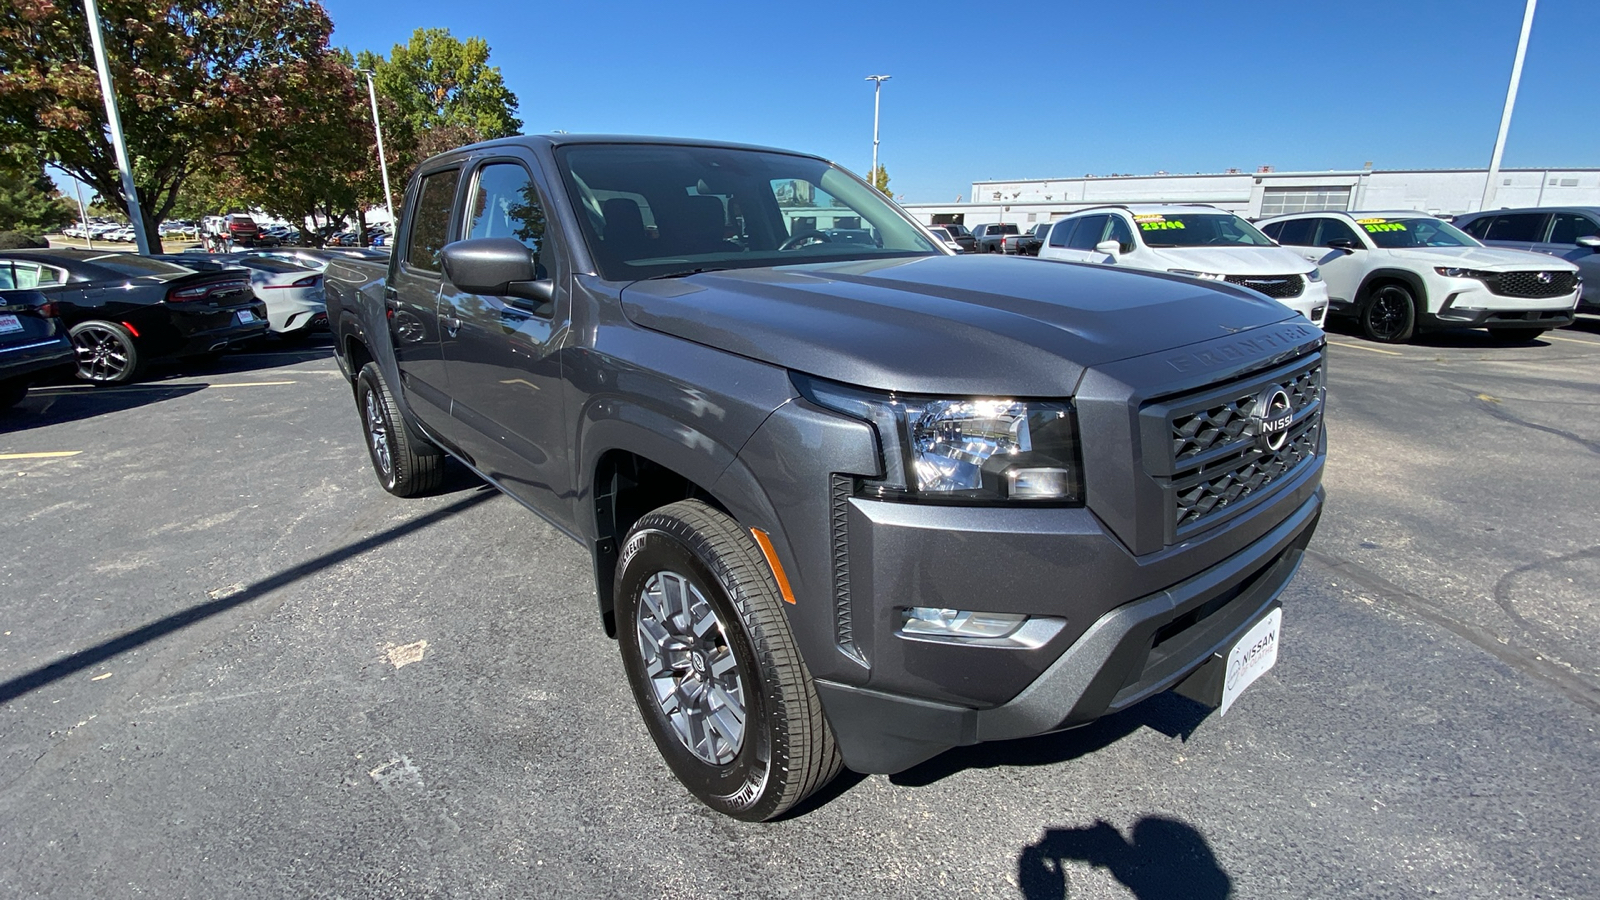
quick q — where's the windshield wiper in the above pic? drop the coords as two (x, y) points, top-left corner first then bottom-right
(644, 266), (731, 280)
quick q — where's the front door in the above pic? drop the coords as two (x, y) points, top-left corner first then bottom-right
(438, 158), (571, 524)
(389, 166), (461, 426)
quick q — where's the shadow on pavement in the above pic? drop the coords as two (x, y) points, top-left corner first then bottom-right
(890, 692), (1213, 789)
(1017, 816), (1232, 899)
(0, 488), (496, 705)
(0, 381), (207, 432)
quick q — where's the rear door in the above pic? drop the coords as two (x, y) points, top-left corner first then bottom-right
(389, 165), (461, 426)
(438, 156), (572, 523)
(1542, 212), (1600, 305)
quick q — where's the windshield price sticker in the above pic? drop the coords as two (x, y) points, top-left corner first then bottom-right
(1220, 607), (1281, 716)
(1363, 222), (1407, 233)
(1355, 217), (1387, 224)
(1140, 220), (1186, 231)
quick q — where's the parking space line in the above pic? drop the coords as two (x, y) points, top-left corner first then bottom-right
(208, 381), (298, 388)
(0, 451), (83, 460)
(1546, 334), (1600, 346)
(1327, 340), (1403, 356)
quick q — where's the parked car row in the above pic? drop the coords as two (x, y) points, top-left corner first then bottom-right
(0, 248), (278, 388)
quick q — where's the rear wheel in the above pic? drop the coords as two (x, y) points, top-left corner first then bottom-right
(70, 321), (142, 384)
(1361, 283), (1418, 344)
(355, 361), (444, 496)
(616, 500), (842, 821)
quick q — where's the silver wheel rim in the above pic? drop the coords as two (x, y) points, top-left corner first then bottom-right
(363, 387), (392, 478)
(635, 570), (746, 766)
(72, 325), (130, 382)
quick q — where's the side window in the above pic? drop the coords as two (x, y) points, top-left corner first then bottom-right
(1106, 216), (1135, 252)
(1259, 221), (1284, 241)
(7, 262), (45, 289)
(1272, 219), (1316, 246)
(1065, 215), (1108, 251)
(1314, 218), (1362, 247)
(1459, 216), (1493, 240)
(1048, 220), (1078, 248)
(1548, 213), (1600, 245)
(1484, 213), (1545, 242)
(467, 162), (549, 279)
(0, 263), (13, 290)
(404, 168), (461, 272)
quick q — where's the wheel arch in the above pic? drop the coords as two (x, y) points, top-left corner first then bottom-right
(1355, 268), (1429, 314)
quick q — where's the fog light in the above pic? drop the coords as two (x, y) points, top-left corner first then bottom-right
(1007, 467), (1075, 499)
(901, 607), (1027, 639)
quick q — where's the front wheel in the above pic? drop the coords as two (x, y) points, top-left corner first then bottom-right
(355, 362), (444, 496)
(1361, 284), (1418, 344)
(616, 500), (842, 821)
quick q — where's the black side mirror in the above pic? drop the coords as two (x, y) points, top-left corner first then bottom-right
(1326, 239), (1360, 254)
(441, 237), (552, 304)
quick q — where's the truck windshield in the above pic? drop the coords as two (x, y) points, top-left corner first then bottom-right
(1135, 213), (1273, 247)
(556, 143), (941, 281)
(1358, 217), (1478, 249)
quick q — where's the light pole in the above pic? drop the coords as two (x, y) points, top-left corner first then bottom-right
(865, 74), (891, 189)
(82, 0), (150, 254)
(363, 69), (396, 225)
(1481, 0), (1537, 211)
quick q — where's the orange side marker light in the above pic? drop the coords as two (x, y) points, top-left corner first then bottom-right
(750, 528), (797, 605)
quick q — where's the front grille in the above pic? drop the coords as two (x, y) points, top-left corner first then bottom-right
(1225, 273), (1305, 299)
(1148, 351), (1324, 539)
(1488, 270), (1579, 299)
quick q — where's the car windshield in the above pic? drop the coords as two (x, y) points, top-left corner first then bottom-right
(556, 143), (941, 280)
(1357, 216), (1478, 249)
(1134, 213), (1273, 247)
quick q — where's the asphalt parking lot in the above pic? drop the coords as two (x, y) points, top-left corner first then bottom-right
(2, 321), (1598, 899)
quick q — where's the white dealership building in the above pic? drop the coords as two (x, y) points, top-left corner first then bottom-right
(903, 166), (1600, 230)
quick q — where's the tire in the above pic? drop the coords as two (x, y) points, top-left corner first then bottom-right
(1360, 283), (1418, 344)
(616, 500), (842, 821)
(70, 320), (143, 384)
(354, 361), (444, 497)
(0, 378), (28, 410)
(1487, 327), (1546, 344)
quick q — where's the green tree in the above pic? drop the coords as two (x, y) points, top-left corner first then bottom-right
(871, 165), (891, 196)
(0, 0), (344, 251)
(0, 154), (74, 235)
(356, 28), (521, 184)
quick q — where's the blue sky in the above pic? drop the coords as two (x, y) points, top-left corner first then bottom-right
(317, 0), (1596, 202)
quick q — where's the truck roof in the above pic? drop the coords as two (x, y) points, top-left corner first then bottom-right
(434, 133), (827, 162)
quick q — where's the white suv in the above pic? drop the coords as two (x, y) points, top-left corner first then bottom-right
(1038, 205), (1329, 326)
(1256, 211), (1581, 343)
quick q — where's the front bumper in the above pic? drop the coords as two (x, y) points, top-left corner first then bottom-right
(813, 488), (1321, 773)
(1424, 282), (1579, 331)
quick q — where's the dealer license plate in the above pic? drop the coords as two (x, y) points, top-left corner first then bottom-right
(0, 314), (22, 334)
(1220, 607), (1281, 716)
(235, 310), (257, 325)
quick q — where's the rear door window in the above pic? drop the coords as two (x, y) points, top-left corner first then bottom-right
(1048, 220), (1077, 248)
(1483, 213), (1545, 243)
(1459, 216), (1493, 240)
(1065, 215), (1108, 250)
(405, 168), (462, 272)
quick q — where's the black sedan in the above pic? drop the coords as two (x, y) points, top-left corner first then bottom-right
(0, 289), (74, 409)
(0, 250), (269, 384)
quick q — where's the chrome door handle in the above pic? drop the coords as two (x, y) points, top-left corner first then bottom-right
(441, 314), (461, 336)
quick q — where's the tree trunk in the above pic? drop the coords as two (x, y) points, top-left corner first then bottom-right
(357, 208), (368, 247)
(139, 207), (165, 254)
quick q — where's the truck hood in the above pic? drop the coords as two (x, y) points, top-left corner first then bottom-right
(1381, 246), (1581, 271)
(618, 255), (1298, 395)
(1145, 245), (1316, 276)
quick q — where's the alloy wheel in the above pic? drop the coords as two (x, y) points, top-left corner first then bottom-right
(635, 570), (747, 766)
(72, 324), (131, 382)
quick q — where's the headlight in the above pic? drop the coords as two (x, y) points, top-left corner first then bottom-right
(1435, 266), (1492, 279)
(1167, 269), (1226, 280)
(1306, 268), (1323, 283)
(796, 376), (1083, 504)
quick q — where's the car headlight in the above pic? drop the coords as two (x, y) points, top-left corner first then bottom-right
(1306, 268), (1323, 283)
(795, 376), (1083, 504)
(1435, 266), (1493, 279)
(1167, 269), (1226, 280)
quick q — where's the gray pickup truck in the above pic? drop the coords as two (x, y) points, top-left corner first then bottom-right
(325, 134), (1326, 821)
